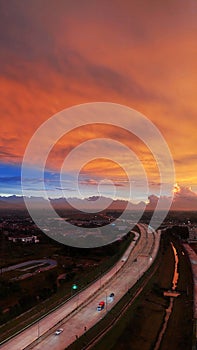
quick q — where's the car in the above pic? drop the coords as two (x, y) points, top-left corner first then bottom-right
(97, 301), (105, 311)
(55, 328), (63, 335)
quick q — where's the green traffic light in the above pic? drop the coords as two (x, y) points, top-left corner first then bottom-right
(72, 284), (78, 290)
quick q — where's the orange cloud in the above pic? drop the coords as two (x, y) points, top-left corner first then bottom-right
(0, 1), (196, 194)
(44, 123), (161, 188)
(147, 185), (197, 211)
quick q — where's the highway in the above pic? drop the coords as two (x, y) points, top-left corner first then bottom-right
(0, 224), (160, 350)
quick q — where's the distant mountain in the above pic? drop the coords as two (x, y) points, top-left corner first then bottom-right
(51, 196), (146, 211)
(0, 195), (25, 209)
(0, 195), (145, 211)
(0, 196), (48, 209)
(0, 187), (196, 211)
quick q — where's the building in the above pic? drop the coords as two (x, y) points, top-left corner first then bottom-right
(8, 235), (39, 243)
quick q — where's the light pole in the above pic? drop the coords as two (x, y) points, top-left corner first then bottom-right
(115, 262), (118, 279)
(71, 283), (80, 309)
(99, 268), (102, 289)
(104, 289), (108, 313)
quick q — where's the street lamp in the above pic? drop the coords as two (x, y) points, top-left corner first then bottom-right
(103, 289), (108, 313)
(71, 283), (80, 308)
(99, 268), (102, 289)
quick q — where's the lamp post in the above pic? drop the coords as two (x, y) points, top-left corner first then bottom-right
(115, 262), (118, 279)
(99, 268), (102, 289)
(71, 283), (79, 308)
(104, 289), (108, 313)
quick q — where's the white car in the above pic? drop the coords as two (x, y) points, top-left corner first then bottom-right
(55, 328), (63, 335)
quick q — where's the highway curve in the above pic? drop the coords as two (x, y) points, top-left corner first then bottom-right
(0, 224), (160, 350)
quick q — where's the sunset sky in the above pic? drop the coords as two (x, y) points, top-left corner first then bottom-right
(0, 0), (196, 209)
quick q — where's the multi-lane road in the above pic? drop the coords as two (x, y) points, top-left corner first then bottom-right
(0, 224), (160, 350)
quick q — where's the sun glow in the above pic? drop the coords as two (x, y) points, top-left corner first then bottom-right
(173, 183), (180, 194)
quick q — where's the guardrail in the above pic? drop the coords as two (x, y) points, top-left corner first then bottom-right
(73, 246), (161, 350)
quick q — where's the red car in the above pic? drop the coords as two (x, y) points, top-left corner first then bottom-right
(97, 301), (105, 311)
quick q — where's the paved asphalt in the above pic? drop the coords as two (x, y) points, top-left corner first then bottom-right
(0, 224), (160, 350)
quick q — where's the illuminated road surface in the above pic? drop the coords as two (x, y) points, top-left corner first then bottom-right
(0, 224), (160, 350)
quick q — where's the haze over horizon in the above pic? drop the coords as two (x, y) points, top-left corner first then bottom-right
(0, 183), (197, 212)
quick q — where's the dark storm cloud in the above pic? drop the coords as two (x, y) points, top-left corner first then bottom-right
(0, 0), (170, 102)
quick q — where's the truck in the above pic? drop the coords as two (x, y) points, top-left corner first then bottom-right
(97, 301), (105, 311)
